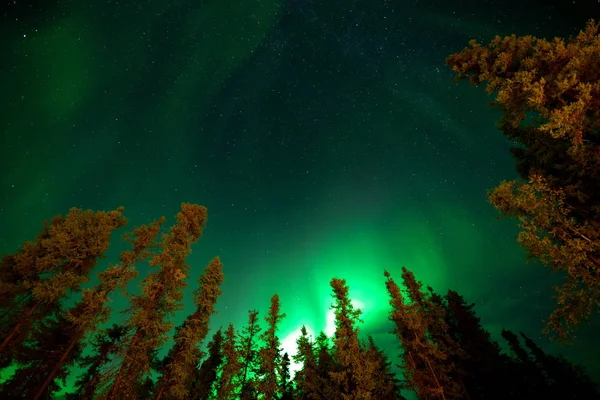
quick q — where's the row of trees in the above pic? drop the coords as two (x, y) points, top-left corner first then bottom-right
(0, 203), (598, 399)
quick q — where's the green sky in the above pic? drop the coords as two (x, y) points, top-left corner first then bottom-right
(0, 0), (597, 395)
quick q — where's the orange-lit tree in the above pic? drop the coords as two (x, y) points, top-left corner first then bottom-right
(0, 207), (126, 362)
(257, 294), (286, 400)
(104, 203), (208, 399)
(446, 20), (600, 342)
(153, 256), (224, 400)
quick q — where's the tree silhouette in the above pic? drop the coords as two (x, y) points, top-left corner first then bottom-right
(446, 20), (600, 342)
(257, 294), (286, 400)
(237, 309), (262, 400)
(188, 328), (224, 400)
(278, 352), (294, 400)
(153, 256), (224, 400)
(106, 203), (208, 399)
(67, 324), (129, 400)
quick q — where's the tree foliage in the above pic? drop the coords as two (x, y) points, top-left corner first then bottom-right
(446, 19), (600, 342)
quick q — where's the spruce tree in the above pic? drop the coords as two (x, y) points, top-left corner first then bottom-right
(446, 20), (600, 342)
(278, 352), (294, 400)
(31, 218), (162, 400)
(329, 278), (378, 399)
(292, 325), (319, 399)
(106, 203), (208, 399)
(257, 294), (286, 400)
(68, 324), (129, 400)
(384, 269), (451, 400)
(215, 323), (242, 400)
(0, 207), (126, 361)
(363, 335), (405, 400)
(189, 328), (224, 400)
(153, 256), (224, 400)
(237, 309), (262, 400)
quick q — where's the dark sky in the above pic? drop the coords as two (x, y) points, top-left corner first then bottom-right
(1, 0), (598, 395)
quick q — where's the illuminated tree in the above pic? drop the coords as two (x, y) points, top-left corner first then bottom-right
(105, 203), (208, 399)
(363, 335), (405, 400)
(446, 20), (600, 342)
(257, 294), (286, 400)
(329, 277), (379, 399)
(0, 207), (126, 361)
(384, 269), (453, 400)
(153, 256), (224, 400)
(30, 218), (163, 400)
(215, 323), (242, 400)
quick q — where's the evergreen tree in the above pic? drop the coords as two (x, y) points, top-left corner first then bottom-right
(278, 352), (294, 400)
(384, 269), (451, 400)
(237, 309), (262, 400)
(189, 328), (224, 400)
(68, 324), (130, 400)
(363, 335), (405, 400)
(292, 325), (319, 399)
(520, 332), (600, 399)
(106, 203), (208, 399)
(31, 218), (163, 400)
(215, 323), (242, 400)
(329, 278), (379, 399)
(0, 306), (84, 399)
(443, 290), (511, 400)
(153, 256), (224, 400)
(0, 207), (126, 362)
(446, 20), (600, 342)
(257, 294), (286, 400)
(314, 331), (338, 399)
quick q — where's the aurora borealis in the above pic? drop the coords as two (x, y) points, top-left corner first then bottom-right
(1, 0), (598, 395)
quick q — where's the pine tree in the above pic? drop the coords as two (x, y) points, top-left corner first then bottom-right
(384, 269), (450, 400)
(520, 332), (600, 399)
(443, 290), (511, 400)
(257, 294), (286, 400)
(68, 324), (130, 400)
(30, 218), (163, 400)
(292, 325), (319, 399)
(363, 335), (405, 400)
(0, 306), (84, 399)
(188, 328), (224, 400)
(237, 310), (262, 400)
(446, 20), (600, 342)
(278, 352), (294, 400)
(329, 278), (379, 399)
(106, 203), (208, 399)
(153, 256), (224, 400)
(215, 323), (242, 400)
(0, 207), (127, 361)
(314, 331), (337, 399)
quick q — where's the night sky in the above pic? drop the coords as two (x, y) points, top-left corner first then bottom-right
(1, 0), (598, 395)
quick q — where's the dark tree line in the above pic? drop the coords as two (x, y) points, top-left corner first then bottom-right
(0, 203), (598, 399)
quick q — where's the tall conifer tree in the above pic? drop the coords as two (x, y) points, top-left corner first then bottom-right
(153, 256), (224, 400)
(257, 294), (286, 400)
(106, 203), (208, 399)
